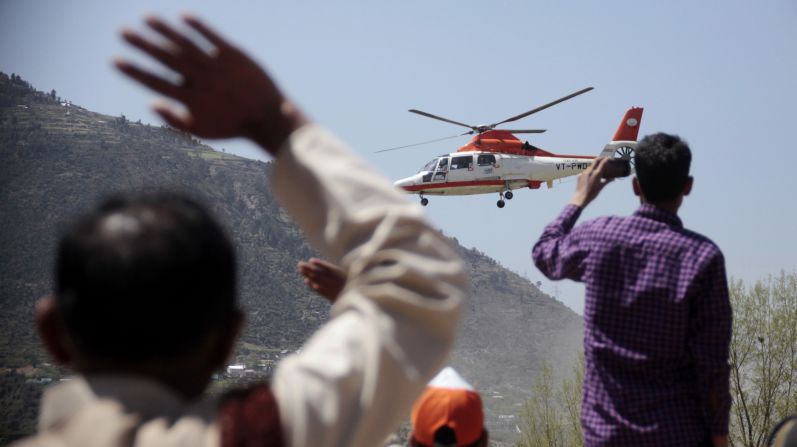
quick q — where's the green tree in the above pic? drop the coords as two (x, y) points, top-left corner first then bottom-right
(517, 358), (584, 447)
(729, 272), (797, 447)
(559, 356), (584, 447)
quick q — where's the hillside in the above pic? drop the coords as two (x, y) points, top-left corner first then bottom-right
(0, 72), (582, 443)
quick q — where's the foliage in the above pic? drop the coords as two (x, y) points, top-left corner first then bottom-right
(516, 357), (584, 447)
(0, 371), (48, 445)
(729, 272), (797, 447)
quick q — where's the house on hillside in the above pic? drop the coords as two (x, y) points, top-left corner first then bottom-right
(226, 364), (246, 378)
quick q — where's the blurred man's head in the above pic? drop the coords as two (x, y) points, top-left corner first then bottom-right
(768, 416), (797, 447)
(38, 192), (241, 397)
(633, 132), (693, 207)
(410, 367), (487, 447)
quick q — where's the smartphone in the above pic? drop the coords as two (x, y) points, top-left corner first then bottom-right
(602, 159), (631, 179)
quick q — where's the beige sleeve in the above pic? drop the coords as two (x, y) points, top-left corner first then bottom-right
(269, 125), (465, 447)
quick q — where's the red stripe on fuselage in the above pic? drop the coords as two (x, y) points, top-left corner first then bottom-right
(402, 180), (507, 192)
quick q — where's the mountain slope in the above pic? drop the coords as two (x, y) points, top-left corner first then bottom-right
(0, 73), (325, 361)
(451, 246), (583, 439)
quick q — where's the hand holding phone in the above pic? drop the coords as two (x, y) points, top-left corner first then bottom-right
(601, 159), (631, 179)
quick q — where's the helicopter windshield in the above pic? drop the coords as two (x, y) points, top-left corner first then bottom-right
(419, 158), (438, 173)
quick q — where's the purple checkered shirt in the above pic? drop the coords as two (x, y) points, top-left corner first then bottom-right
(533, 204), (732, 447)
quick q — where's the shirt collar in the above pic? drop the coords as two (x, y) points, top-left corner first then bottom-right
(633, 203), (683, 228)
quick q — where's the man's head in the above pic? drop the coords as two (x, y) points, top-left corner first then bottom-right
(633, 132), (693, 206)
(410, 367), (487, 447)
(768, 416), (797, 447)
(38, 192), (241, 396)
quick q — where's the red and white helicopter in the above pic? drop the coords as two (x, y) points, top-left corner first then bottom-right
(382, 87), (643, 208)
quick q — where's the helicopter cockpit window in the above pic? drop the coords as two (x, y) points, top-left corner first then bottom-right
(420, 158), (438, 173)
(477, 154), (497, 166)
(436, 157), (449, 172)
(451, 155), (473, 170)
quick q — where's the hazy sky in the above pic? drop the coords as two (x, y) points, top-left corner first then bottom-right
(2, 0), (795, 314)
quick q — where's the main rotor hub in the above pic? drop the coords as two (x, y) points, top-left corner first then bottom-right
(474, 125), (492, 133)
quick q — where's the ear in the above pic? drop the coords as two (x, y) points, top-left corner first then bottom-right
(632, 177), (642, 197)
(683, 176), (693, 196)
(36, 296), (73, 365)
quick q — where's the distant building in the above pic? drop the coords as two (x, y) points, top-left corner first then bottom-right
(226, 364), (246, 378)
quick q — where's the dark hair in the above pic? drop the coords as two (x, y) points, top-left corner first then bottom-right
(434, 426), (457, 446)
(634, 133), (692, 203)
(411, 427), (487, 447)
(56, 192), (237, 362)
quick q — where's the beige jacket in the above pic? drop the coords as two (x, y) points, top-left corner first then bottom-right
(14, 125), (465, 447)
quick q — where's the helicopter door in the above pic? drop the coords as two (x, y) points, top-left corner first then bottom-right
(476, 153), (500, 179)
(432, 157), (449, 182)
(448, 155), (475, 182)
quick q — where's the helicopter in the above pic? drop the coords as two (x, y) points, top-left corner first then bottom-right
(381, 87), (643, 208)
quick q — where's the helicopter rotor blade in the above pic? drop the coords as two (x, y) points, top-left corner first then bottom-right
(500, 129), (547, 134)
(490, 87), (594, 127)
(374, 132), (469, 153)
(408, 109), (475, 131)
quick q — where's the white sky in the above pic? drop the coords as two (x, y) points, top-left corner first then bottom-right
(2, 0), (796, 314)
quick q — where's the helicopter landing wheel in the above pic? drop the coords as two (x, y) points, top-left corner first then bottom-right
(420, 197), (429, 207)
(504, 191), (513, 200)
(497, 199), (505, 208)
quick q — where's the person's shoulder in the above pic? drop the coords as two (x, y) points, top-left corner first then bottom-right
(680, 227), (722, 251)
(680, 226), (725, 262)
(577, 214), (629, 232)
(9, 433), (61, 447)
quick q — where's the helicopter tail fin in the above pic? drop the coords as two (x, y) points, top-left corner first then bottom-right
(612, 107), (643, 142)
(599, 107), (644, 158)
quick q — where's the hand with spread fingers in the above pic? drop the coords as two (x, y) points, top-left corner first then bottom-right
(115, 15), (306, 154)
(297, 258), (346, 303)
(569, 157), (614, 209)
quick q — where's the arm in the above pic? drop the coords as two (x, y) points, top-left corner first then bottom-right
(531, 158), (613, 281)
(270, 125), (464, 447)
(116, 16), (465, 447)
(687, 250), (732, 445)
(531, 205), (588, 281)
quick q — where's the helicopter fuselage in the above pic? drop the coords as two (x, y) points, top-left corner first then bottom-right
(395, 150), (595, 196)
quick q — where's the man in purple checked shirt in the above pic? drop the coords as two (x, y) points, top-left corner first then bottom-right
(533, 134), (732, 447)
